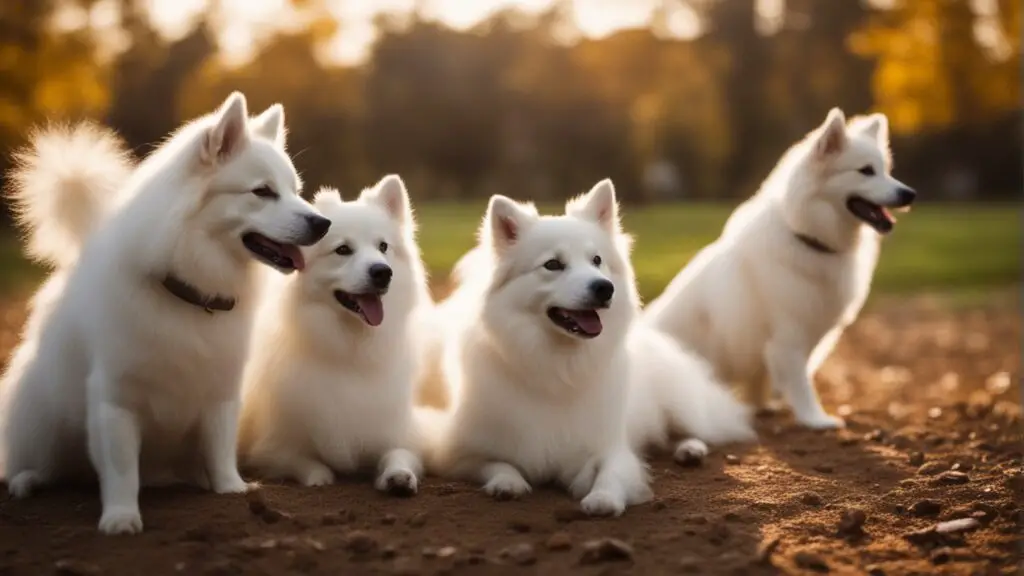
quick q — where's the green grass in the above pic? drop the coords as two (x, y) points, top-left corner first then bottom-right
(0, 202), (1019, 302)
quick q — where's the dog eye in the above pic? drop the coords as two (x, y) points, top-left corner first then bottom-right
(251, 185), (278, 199)
(857, 165), (876, 177)
(543, 258), (565, 271)
(378, 241), (388, 253)
(335, 244), (353, 256)
(592, 255), (602, 267)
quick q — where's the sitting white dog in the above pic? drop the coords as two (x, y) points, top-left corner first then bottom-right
(0, 93), (329, 534)
(239, 175), (430, 494)
(643, 109), (915, 429)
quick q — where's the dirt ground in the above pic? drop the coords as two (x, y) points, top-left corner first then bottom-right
(0, 294), (1020, 575)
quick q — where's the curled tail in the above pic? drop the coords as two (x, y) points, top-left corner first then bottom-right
(6, 123), (133, 268)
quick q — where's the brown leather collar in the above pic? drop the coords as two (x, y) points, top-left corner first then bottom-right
(161, 273), (235, 314)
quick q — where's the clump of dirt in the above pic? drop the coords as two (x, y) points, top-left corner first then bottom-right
(0, 295), (1020, 575)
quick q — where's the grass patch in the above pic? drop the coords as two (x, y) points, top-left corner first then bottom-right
(0, 202), (1018, 302)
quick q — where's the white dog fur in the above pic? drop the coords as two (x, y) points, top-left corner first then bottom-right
(238, 175), (432, 494)
(643, 108), (915, 429)
(0, 92), (329, 534)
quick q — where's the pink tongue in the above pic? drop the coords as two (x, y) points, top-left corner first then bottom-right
(280, 244), (305, 271)
(567, 310), (602, 336)
(354, 295), (384, 326)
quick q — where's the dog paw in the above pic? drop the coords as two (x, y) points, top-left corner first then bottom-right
(300, 464), (336, 487)
(797, 413), (846, 430)
(483, 474), (531, 501)
(580, 490), (625, 517)
(211, 473), (250, 494)
(7, 471), (42, 499)
(375, 469), (418, 497)
(98, 507), (143, 535)
(673, 439), (709, 467)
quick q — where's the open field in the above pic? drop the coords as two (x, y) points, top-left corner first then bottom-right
(0, 201), (1019, 301)
(0, 201), (1020, 575)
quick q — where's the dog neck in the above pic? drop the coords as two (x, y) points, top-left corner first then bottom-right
(161, 273), (236, 314)
(792, 232), (837, 255)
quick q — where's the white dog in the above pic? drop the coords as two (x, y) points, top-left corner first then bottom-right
(426, 181), (652, 517)
(643, 108), (915, 429)
(238, 175), (431, 494)
(0, 92), (329, 534)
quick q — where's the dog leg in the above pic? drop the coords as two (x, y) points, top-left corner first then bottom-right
(198, 399), (249, 494)
(88, 401), (144, 535)
(763, 339), (844, 429)
(375, 448), (421, 496)
(673, 438), (709, 466)
(480, 461), (531, 500)
(580, 448), (651, 517)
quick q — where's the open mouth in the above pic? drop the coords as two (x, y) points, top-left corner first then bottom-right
(547, 307), (603, 339)
(846, 196), (895, 235)
(242, 233), (305, 272)
(334, 290), (385, 326)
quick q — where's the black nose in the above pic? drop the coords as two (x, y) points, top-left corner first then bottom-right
(305, 215), (331, 243)
(895, 187), (916, 207)
(589, 279), (614, 307)
(369, 263), (393, 290)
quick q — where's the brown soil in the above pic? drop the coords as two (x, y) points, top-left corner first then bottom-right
(0, 294), (1020, 575)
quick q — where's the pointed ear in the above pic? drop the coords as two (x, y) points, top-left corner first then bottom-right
(201, 92), (250, 165)
(567, 179), (620, 233)
(250, 104), (286, 148)
(484, 195), (537, 254)
(362, 174), (413, 227)
(850, 113), (889, 146)
(813, 107), (848, 158)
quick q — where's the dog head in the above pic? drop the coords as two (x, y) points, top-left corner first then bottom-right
(798, 108), (916, 236)
(192, 92), (330, 274)
(477, 179), (638, 346)
(300, 175), (423, 328)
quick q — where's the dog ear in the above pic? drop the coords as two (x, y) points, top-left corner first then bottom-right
(250, 104), (286, 148)
(484, 195), (536, 253)
(202, 92), (250, 165)
(849, 113), (889, 147)
(568, 179), (620, 233)
(363, 174), (414, 228)
(813, 107), (847, 158)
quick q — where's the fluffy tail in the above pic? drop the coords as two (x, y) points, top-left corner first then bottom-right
(634, 329), (756, 446)
(6, 123), (133, 268)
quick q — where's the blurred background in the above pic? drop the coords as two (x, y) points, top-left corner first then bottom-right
(0, 0), (1020, 299)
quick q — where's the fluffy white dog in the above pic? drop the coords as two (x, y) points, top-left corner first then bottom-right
(0, 92), (329, 534)
(644, 108), (915, 429)
(427, 180), (653, 517)
(238, 175), (431, 494)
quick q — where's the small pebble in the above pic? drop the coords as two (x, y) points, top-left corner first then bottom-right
(909, 499), (942, 517)
(837, 508), (867, 536)
(930, 547), (952, 564)
(579, 538), (634, 564)
(908, 451), (925, 466)
(545, 532), (572, 551)
(724, 454), (740, 465)
(865, 564), (885, 576)
(798, 491), (823, 506)
(437, 546), (457, 559)
(917, 462), (947, 476)
(935, 471), (970, 485)
(344, 531), (378, 555)
(793, 551), (829, 572)
(935, 517), (980, 534)
(813, 464), (834, 474)
(507, 520), (531, 533)
(381, 514), (397, 525)
(503, 543), (536, 566)
(408, 512), (428, 527)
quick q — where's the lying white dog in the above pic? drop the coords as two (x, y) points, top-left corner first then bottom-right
(238, 175), (431, 494)
(0, 93), (329, 534)
(644, 108), (915, 429)
(427, 180), (657, 517)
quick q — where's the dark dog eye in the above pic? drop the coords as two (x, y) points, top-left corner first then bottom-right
(857, 165), (876, 177)
(543, 258), (565, 271)
(592, 255), (602, 267)
(378, 241), (388, 253)
(335, 244), (353, 256)
(251, 185), (278, 199)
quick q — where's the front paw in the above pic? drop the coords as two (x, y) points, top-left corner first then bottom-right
(483, 474), (531, 501)
(375, 469), (418, 497)
(673, 439), (709, 467)
(300, 463), (336, 487)
(98, 506), (143, 535)
(211, 472), (251, 494)
(580, 490), (625, 517)
(796, 412), (846, 430)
